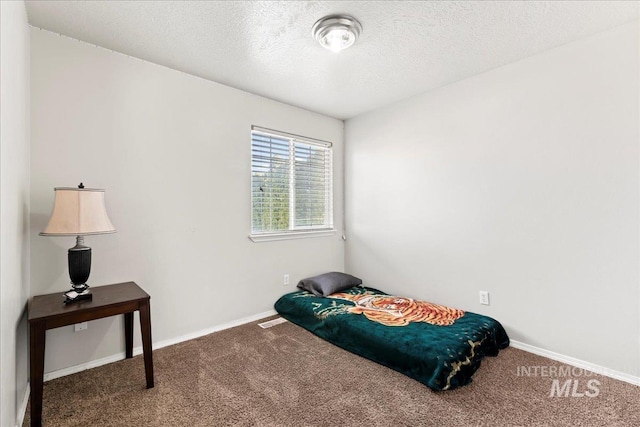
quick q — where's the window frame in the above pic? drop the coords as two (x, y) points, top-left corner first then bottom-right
(249, 125), (335, 242)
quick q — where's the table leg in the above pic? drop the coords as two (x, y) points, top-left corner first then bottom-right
(124, 312), (133, 358)
(139, 300), (154, 388)
(29, 322), (46, 427)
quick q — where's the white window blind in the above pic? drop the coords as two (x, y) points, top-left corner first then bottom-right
(251, 126), (333, 236)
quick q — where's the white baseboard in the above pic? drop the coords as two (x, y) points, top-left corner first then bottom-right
(16, 383), (30, 427)
(149, 309), (278, 352)
(42, 309), (277, 382)
(510, 340), (640, 386)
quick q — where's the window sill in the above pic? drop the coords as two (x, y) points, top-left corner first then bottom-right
(249, 229), (336, 242)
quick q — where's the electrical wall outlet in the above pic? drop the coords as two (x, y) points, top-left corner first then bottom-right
(74, 322), (88, 332)
(479, 291), (490, 306)
(283, 274), (290, 286)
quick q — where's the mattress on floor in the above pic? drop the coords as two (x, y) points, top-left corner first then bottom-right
(274, 286), (509, 391)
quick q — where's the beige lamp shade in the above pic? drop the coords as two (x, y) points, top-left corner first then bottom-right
(40, 187), (116, 236)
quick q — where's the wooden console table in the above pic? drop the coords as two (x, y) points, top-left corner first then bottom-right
(28, 281), (154, 427)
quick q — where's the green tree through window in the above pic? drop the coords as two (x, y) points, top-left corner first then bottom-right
(251, 127), (333, 234)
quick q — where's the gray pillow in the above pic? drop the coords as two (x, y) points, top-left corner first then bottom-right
(297, 272), (363, 297)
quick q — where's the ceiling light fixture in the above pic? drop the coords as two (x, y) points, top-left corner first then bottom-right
(312, 14), (362, 52)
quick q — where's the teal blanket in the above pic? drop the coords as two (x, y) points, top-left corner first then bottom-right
(274, 286), (509, 391)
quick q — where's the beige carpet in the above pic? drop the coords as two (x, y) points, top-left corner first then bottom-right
(24, 316), (640, 426)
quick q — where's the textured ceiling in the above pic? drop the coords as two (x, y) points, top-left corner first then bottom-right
(25, 1), (639, 119)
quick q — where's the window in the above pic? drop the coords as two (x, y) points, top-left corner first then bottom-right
(251, 126), (333, 240)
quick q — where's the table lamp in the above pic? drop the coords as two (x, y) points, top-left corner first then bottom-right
(40, 183), (116, 300)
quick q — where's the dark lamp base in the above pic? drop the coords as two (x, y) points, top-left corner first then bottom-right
(68, 236), (92, 291)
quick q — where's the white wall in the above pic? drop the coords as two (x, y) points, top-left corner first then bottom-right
(0, 1), (31, 426)
(30, 29), (344, 374)
(345, 22), (639, 377)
